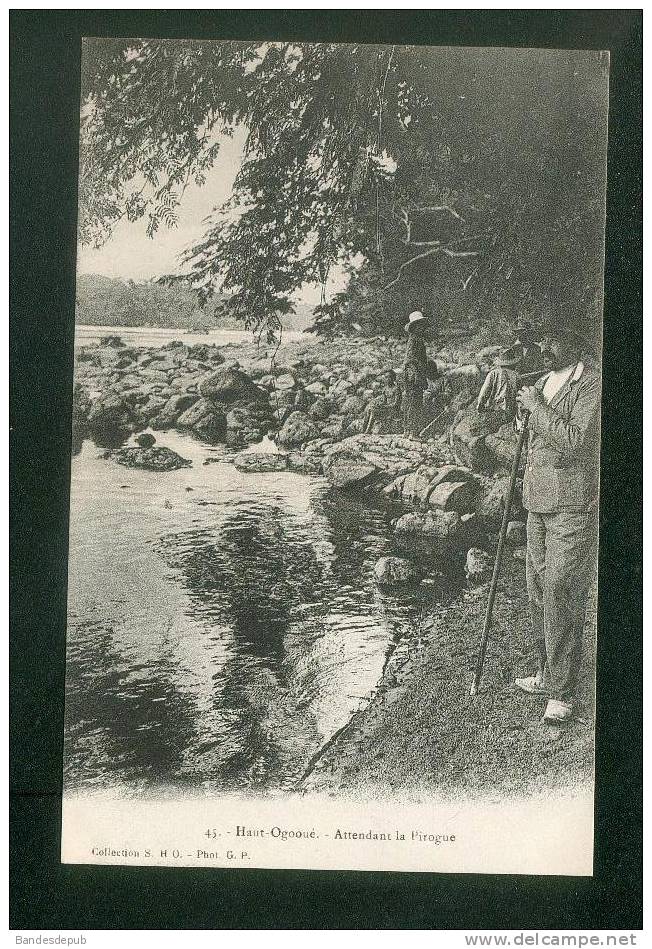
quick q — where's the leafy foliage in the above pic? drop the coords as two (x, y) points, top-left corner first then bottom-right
(79, 40), (609, 339)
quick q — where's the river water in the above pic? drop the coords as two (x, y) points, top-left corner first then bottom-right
(64, 430), (453, 798)
(74, 324), (308, 350)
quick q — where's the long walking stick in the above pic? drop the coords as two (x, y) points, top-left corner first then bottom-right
(470, 420), (528, 696)
(418, 409), (448, 440)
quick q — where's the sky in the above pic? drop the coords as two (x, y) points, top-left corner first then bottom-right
(77, 128), (245, 283)
(76, 126), (332, 306)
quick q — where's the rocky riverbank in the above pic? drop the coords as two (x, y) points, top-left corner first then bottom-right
(72, 330), (595, 798)
(73, 331), (527, 586)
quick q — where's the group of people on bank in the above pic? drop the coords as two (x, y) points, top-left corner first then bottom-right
(395, 307), (601, 728)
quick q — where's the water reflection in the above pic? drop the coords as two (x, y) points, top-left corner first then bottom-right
(64, 433), (458, 797)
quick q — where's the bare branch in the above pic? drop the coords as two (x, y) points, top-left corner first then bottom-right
(409, 204), (466, 222)
(382, 247), (443, 290)
(383, 234), (487, 290)
(460, 268), (478, 291)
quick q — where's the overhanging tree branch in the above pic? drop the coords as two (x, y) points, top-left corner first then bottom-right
(382, 235), (486, 290)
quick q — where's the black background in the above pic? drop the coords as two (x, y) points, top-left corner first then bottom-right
(10, 9), (642, 931)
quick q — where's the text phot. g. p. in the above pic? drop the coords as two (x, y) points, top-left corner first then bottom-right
(62, 38), (608, 875)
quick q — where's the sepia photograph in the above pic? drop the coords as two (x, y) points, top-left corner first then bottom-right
(58, 36), (610, 876)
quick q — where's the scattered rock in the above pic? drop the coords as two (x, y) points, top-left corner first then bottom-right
(199, 366), (264, 405)
(176, 398), (227, 442)
(427, 480), (480, 514)
(87, 394), (134, 436)
(451, 409), (504, 471)
(233, 452), (289, 473)
(154, 393), (199, 428)
(373, 556), (424, 586)
(275, 372), (296, 391)
(286, 453), (323, 474)
(393, 510), (462, 558)
(187, 344), (224, 363)
(465, 547), (493, 584)
(506, 520), (527, 546)
(485, 423), (521, 470)
(110, 446), (191, 471)
(476, 477), (524, 529)
(278, 411), (319, 448)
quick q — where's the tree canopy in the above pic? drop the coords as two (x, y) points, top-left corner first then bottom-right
(79, 40), (609, 339)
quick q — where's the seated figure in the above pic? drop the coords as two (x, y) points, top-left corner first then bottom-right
(363, 370), (402, 434)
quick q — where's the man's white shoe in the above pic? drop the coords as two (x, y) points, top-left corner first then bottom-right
(543, 699), (573, 723)
(515, 675), (548, 695)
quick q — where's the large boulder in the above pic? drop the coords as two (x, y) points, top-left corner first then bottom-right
(177, 398), (227, 442)
(154, 393), (200, 429)
(393, 510), (462, 558)
(427, 480), (480, 514)
(226, 402), (276, 443)
(384, 465), (439, 506)
(475, 476), (524, 530)
(277, 411), (319, 448)
(485, 423), (521, 471)
(323, 434), (445, 491)
(87, 394), (134, 436)
(451, 408), (505, 471)
(274, 372), (296, 391)
(384, 463), (479, 510)
(199, 367), (264, 405)
(373, 556), (424, 587)
(322, 453), (378, 489)
(340, 395), (366, 417)
(308, 397), (334, 421)
(319, 418), (346, 441)
(133, 395), (168, 425)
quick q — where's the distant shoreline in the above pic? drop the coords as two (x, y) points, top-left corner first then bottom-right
(74, 324), (310, 350)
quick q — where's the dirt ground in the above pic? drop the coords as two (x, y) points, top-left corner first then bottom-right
(300, 555), (596, 802)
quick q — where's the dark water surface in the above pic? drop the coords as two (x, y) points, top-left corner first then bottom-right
(65, 431), (454, 797)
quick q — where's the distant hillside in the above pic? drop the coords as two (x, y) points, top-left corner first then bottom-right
(75, 274), (314, 332)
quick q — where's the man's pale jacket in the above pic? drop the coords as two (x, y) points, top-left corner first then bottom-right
(523, 362), (601, 514)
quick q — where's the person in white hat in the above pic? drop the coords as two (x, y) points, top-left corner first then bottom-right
(402, 311), (429, 436)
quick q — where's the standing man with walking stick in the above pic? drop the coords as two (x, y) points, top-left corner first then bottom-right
(514, 321), (601, 724)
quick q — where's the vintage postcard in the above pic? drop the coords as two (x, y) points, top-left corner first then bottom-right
(61, 39), (608, 874)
